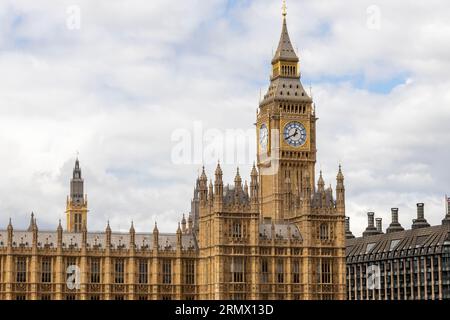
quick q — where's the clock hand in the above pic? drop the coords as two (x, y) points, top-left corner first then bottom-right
(286, 129), (299, 140)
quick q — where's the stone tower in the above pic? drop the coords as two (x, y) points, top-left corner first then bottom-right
(257, 6), (316, 221)
(66, 158), (88, 232)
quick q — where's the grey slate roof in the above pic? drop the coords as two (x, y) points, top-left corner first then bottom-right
(0, 230), (198, 250)
(346, 224), (450, 263)
(272, 17), (299, 63)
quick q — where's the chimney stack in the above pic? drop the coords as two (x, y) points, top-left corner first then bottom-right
(345, 217), (355, 239)
(376, 218), (383, 234)
(386, 208), (404, 233)
(412, 203), (430, 229)
(362, 212), (379, 237)
(443, 195), (450, 225)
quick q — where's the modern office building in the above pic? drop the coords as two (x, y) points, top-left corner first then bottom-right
(346, 201), (450, 300)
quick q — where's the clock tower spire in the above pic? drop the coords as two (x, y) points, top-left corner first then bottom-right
(257, 2), (316, 221)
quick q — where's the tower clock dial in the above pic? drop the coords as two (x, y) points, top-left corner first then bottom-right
(284, 121), (307, 147)
(259, 124), (268, 151)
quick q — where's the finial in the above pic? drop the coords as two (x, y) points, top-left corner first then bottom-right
(282, 0), (287, 17)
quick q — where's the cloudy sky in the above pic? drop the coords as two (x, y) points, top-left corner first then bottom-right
(0, 0), (449, 236)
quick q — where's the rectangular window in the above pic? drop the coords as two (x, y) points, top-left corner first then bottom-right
(321, 260), (332, 284)
(183, 259), (195, 285)
(163, 260), (172, 284)
(90, 295), (100, 300)
(90, 258), (100, 283)
(277, 259), (284, 283)
(261, 258), (269, 283)
(41, 257), (52, 283)
(232, 257), (244, 283)
(115, 259), (124, 284)
(139, 259), (148, 284)
(16, 257), (27, 283)
(232, 222), (242, 238)
(74, 213), (82, 232)
(293, 260), (300, 284)
(41, 294), (51, 300)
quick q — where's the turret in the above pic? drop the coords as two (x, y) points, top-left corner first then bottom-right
(336, 165), (345, 214)
(208, 180), (214, 203)
(234, 167), (242, 192)
(7, 218), (13, 247)
(153, 222), (159, 251)
(57, 220), (63, 248)
(130, 221), (136, 250)
(106, 221), (112, 249)
(32, 216), (38, 248)
(181, 214), (187, 233)
(199, 167), (208, 204)
(188, 214), (193, 234)
(176, 223), (182, 250)
(250, 164), (259, 209)
(27, 212), (35, 232)
(318, 171), (325, 193)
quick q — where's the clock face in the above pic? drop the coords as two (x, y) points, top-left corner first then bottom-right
(284, 122), (307, 147)
(259, 124), (268, 151)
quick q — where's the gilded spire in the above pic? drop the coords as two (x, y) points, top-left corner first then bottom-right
(282, 0), (287, 17)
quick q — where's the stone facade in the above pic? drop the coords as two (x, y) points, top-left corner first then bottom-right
(0, 8), (347, 300)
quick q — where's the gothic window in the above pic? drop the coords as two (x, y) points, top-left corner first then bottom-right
(74, 213), (82, 232)
(277, 259), (284, 283)
(16, 257), (27, 283)
(232, 222), (242, 238)
(261, 258), (269, 283)
(232, 257), (245, 283)
(114, 259), (124, 284)
(183, 259), (195, 285)
(90, 258), (100, 283)
(163, 260), (172, 284)
(41, 257), (52, 283)
(320, 259), (332, 284)
(139, 259), (148, 284)
(293, 259), (300, 284)
(320, 223), (329, 241)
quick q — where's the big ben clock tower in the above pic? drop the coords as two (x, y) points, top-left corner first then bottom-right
(257, 5), (316, 221)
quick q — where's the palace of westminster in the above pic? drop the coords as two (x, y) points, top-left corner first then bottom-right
(0, 4), (449, 300)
